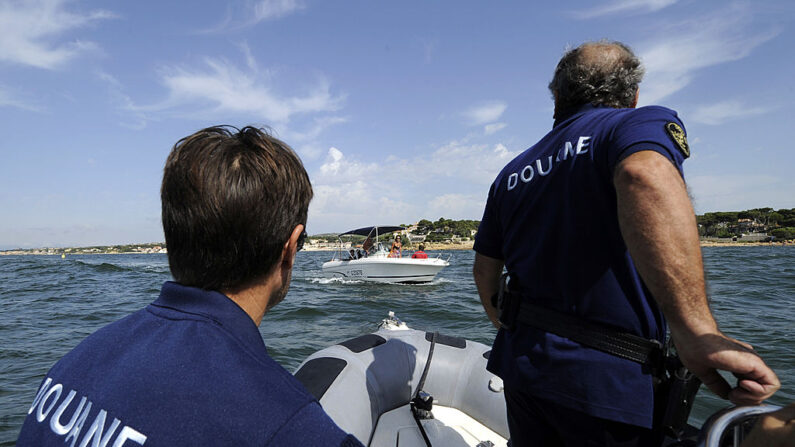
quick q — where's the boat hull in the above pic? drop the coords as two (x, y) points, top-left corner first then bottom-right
(293, 328), (508, 446)
(321, 257), (448, 283)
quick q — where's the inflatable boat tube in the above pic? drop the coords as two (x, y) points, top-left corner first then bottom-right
(294, 326), (508, 446)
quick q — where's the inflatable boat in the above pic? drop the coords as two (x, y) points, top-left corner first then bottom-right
(293, 313), (783, 447)
(294, 313), (507, 446)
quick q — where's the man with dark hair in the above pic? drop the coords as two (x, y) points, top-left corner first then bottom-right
(411, 244), (428, 259)
(18, 126), (363, 446)
(473, 41), (779, 446)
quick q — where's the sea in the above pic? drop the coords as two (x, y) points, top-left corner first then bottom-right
(1, 247), (793, 445)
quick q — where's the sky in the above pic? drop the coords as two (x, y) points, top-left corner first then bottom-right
(1, 0), (793, 249)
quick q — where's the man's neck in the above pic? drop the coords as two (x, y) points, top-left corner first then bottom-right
(224, 276), (280, 325)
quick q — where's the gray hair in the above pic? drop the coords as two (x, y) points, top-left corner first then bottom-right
(548, 40), (644, 119)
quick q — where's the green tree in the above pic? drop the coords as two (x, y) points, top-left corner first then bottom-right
(771, 227), (795, 241)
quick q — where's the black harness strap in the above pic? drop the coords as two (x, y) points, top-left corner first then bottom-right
(515, 302), (663, 366)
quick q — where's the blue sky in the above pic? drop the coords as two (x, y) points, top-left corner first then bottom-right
(1, 0), (793, 249)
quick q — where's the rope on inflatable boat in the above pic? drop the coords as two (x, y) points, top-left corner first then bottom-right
(410, 331), (438, 447)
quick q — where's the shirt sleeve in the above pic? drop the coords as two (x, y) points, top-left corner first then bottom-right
(606, 106), (689, 176)
(473, 182), (504, 260)
(268, 401), (365, 446)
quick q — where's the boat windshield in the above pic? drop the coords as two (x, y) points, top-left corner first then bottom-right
(329, 226), (404, 262)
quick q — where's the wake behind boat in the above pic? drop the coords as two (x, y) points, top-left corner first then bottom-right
(322, 226), (450, 284)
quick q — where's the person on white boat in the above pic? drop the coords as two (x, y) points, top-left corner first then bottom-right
(388, 234), (402, 258)
(411, 244), (428, 259)
(17, 126), (363, 447)
(473, 41), (779, 446)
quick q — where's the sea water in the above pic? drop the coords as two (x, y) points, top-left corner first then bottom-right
(1, 247), (793, 445)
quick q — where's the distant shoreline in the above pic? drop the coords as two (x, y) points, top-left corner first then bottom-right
(699, 240), (791, 247)
(2, 239), (792, 256)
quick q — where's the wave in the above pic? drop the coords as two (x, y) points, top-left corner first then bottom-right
(75, 260), (129, 273)
(281, 307), (328, 318)
(308, 277), (365, 285)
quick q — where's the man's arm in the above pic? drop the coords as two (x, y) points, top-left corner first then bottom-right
(473, 252), (504, 329)
(614, 150), (779, 405)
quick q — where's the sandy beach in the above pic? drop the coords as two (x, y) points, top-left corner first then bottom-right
(699, 240), (791, 247)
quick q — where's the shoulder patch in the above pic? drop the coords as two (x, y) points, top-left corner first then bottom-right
(665, 122), (690, 158)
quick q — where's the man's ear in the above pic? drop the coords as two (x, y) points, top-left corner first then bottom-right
(280, 224), (305, 270)
(631, 89), (639, 108)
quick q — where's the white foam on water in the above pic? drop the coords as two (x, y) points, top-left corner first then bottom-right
(308, 277), (365, 285)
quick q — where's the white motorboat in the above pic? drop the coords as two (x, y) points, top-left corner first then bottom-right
(321, 226), (449, 284)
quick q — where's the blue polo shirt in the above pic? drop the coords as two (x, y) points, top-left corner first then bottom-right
(474, 105), (689, 428)
(17, 281), (362, 446)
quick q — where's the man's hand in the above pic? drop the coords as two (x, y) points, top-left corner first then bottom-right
(614, 150), (779, 404)
(674, 332), (779, 405)
(740, 403), (795, 447)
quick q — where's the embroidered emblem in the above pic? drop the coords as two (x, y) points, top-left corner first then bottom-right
(665, 122), (690, 158)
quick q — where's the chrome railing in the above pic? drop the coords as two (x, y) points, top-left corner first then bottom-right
(697, 404), (781, 447)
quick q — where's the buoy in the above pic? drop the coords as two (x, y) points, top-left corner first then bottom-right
(61, 253), (65, 259)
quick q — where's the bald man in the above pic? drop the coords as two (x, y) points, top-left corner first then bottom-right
(473, 41), (779, 446)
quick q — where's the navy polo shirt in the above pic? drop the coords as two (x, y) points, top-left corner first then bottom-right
(474, 105), (689, 428)
(17, 281), (362, 446)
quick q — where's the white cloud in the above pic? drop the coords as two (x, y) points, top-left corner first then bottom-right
(0, 85), (40, 111)
(573, 0), (677, 19)
(203, 0), (305, 32)
(637, 6), (779, 104)
(688, 174), (792, 214)
(423, 193), (487, 221)
(306, 142), (520, 232)
(296, 143), (324, 161)
(96, 72), (149, 129)
(690, 100), (770, 126)
(419, 141), (517, 185)
(484, 122), (507, 135)
(309, 147), (412, 232)
(141, 56), (343, 124)
(286, 116), (348, 143)
(101, 47), (345, 136)
(319, 147), (344, 176)
(0, 0), (114, 69)
(251, 0), (305, 22)
(423, 39), (438, 64)
(463, 102), (507, 126)
(239, 41), (259, 72)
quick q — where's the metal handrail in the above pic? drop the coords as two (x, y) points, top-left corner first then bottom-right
(698, 404), (781, 447)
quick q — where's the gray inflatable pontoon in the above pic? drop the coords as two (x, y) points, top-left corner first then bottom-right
(294, 314), (786, 447)
(294, 315), (508, 446)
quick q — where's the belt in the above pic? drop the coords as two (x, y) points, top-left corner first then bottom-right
(514, 301), (663, 367)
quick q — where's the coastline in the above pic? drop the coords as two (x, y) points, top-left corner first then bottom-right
(2, 240), (792, 256)
(699, 240), (791, 247)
